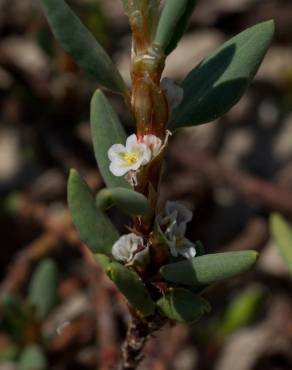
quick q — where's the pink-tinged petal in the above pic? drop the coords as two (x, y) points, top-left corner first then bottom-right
(108, 144), (126, 161)
(143, 135), (162, 157)
(126, 134), (138, 151)
(142, 146), (152, 164)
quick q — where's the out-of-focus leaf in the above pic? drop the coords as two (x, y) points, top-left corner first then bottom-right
(90, 90), (130, 189)
(40, 0), (128, 95)
(215, 285), (264, 338)
(18, 345), (47, 370)
(156, 288), (210, 323)
(96, 187), (150, 215)
(270, 213), (292, 273)
(160, 251), (258, 286)
(169, 20), (274, 129)
(107, 262), (155, 316)
(0, 345), (18, 362)
(0, 294), (26, 342)
(154, 0), (198, 54)
(28, 259), (58, 319)
(68, 169), (119, 254)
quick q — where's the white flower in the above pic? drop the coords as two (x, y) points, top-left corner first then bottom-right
(161, 78), (184, 109)
(108, 132), (171, 184)
(156, 201), (196, 259)
(112, 233), (149, 266)
(108, 134), (151, 177)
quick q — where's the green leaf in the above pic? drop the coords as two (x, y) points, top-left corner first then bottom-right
(160, 251), (258, 286)
(147, 0), (160, 40)
(0, 345), (18, 362)
(156, 288), (210, 323)
(18, 345), (47, 370)
(169, 20), (274, 129)
(270, 213), (292, 273)
(96, 187), (150, 216)
(107, 262), (155, 316)
(40, 0), (128, 95)
(68, 169), (119, 254)
(28, 259), (58, 319)
(154, 0), (198, 54)
(95, 253), (111, 273)
(90, 90), (130, 189)
(0, 294), (27, 342)
(215, 285), (264, 338)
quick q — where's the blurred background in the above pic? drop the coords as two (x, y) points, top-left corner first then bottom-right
(1, 0), (292, 369)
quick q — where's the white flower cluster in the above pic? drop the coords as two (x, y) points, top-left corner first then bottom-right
(111, 202), (196, 266)
(156, 201), (196, 259)
(108, 133), (170, 185)
(112, 233), (149, 266)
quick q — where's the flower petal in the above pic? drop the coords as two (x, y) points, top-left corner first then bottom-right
(132, 246), (150, 266)
(108, 144), (126, 161)
(125, 134), (138, 150)
(112, 233), (143, 263)
(109, 161), (130, 176)
(143, 135), (162, 157)
(165, 201), (193, 224)
(178, 245), (197, 259)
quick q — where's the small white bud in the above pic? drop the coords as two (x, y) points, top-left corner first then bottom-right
(112, 233), (148, 265)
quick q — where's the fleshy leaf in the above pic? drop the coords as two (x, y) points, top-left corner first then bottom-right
(95, 253), (111, 273)
(96, 187), (150, 216)
(18, 345), (47, 370)
(154, 0), (198, 55)
(28, 259), (58, 319)
(160, 251), (258, 286)
(107, 262), (155, 316)
(90, 90), (130, 189)
(270, 213), (292, 273)
(68, 169), (119, 254)
(169, 20), (274, 129)
(40, 0), (128, 95)
(156, 288), (211, 323)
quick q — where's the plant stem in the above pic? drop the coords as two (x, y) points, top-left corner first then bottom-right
(127, 0), (169, 234)
(118, 3), (169, 367)
(118, 310), (165, 370)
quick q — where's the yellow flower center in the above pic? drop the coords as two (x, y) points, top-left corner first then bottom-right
(122, 152), (138, 164)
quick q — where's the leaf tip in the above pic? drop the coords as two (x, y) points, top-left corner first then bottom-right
(69, 168), (78, 178)
(264, 19), (275, 38)
(251, 250), (259, 262)
(264, 19), (275, 30)
(244, 250), (259, 265)
(68, 168), (81, 194)
(270, 212), (281, 227)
